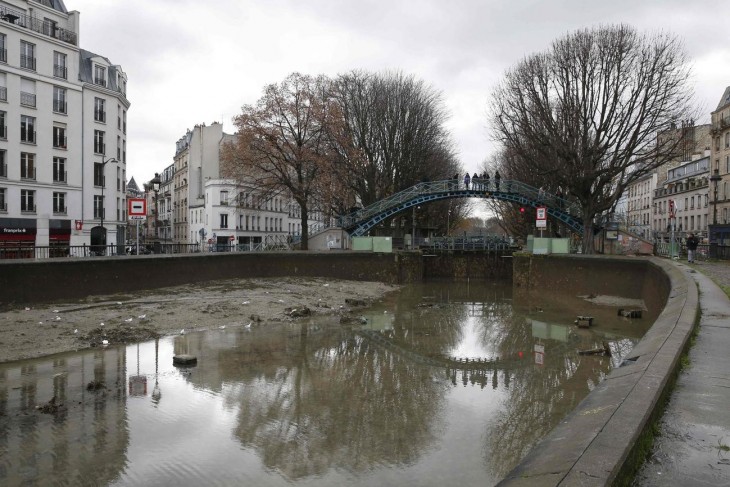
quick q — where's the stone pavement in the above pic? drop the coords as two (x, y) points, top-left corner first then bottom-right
(634, 259), (730, 486)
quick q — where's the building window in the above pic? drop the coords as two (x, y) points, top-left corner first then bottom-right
(53, 51), (67, 79)
(94, 195), (103, 219)
(0, 110), (5, 139)
(53, 157), (66, 183)
(53, 86), (67, 113)
(0, 187), (5, 211)
(20, 115), (35, 143)
(21, 189), (35, 212)
(53, 192), (66, 214)
(53, 125), (67, 148)
(94, 65), (106, 86)
(20, 41), (36, 70)
(0, 34), (6, 63)
(20, 78), (36, 107)
(220, 213), (228, 229)
(94, 130), (105, 154)
(726, 133), (730, 149)
(220, 191), (228, 205)
(20, 152), (35, 180)
(0, 150), (5, 178)
(94, 97), (105, 122)
(93, 162), (104, 187)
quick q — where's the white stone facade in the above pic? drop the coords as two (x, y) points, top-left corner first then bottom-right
(653, 155), (710, 239)
(0, 0), (129, 251)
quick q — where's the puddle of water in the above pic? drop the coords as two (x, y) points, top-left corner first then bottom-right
(0, 280), (653, 486)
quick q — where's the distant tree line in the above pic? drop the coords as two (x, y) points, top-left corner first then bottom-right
(221, 71), (466, 249)
(223, 25), (698, 253)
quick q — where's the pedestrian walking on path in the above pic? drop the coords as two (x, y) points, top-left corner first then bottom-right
(686, 233), (699, 263)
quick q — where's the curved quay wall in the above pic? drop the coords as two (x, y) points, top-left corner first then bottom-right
(501, 255), (697, 487)
(1, 252), (694, 486)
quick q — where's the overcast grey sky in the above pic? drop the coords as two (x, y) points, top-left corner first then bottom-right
(71, 0), (730, 186)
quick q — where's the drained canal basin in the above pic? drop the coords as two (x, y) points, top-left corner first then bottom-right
(0, 280), (656, 486)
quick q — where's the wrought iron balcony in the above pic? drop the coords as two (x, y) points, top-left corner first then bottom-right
(20, 54), (35, 71)
(20, 91), (36, 107)
(0, 7), (77, 46)
(53, 64), (67, 79)
(53, 99), (66, 114)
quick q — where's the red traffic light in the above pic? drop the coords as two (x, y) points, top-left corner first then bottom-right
(519, 207), (526, 213)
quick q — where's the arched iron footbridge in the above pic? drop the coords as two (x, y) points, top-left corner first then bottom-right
(337, 179), (584, 237)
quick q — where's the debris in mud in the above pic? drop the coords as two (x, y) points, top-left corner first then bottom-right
(285, 306), (311, 318)
(86, 380), (105, 391)
(339, 315), (360, 325)
(578, 341), (612, 357)
(575, 316), (594, 328)
(37, 396), (63, 414)
(345, 298), (368, 307)
(249, 314), (262, 322)
(80, 325), (160, 347)
(618, 309), (643, 318)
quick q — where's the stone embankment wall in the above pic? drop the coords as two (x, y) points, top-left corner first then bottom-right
(502, 254), (696, 486)
(422, 251), (513, 279)
(512, 253), (670, 313)
(0, 252), (425, 306)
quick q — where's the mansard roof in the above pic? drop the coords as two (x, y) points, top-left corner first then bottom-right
(716, 86), (730, 111)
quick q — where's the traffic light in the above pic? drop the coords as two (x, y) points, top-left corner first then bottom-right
(519, 207), (525, 214)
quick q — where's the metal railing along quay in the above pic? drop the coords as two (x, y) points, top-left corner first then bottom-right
(0, 243), (203, 260)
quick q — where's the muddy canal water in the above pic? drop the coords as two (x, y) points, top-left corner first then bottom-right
(0, 280), (655, 486)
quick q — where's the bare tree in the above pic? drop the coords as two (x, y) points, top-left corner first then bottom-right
(222, 73), (341, 250)
(490, 25), (697, 253)
(334, 71), (458, 206)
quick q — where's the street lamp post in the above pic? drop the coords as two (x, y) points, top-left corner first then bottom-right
(99, 156), (118, 252)
(710, 169), (721, 226)
(709, 169), (722, 258)
(150, 173), (161, 253)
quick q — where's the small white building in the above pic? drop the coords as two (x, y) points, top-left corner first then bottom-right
(196, 178), (324, 251)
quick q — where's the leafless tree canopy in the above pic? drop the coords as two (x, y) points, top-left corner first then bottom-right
(490, 25), (697, 252)
(221, 73), (340, 249)
(334, 71), (459, 206)
(223, 71), (466, 246)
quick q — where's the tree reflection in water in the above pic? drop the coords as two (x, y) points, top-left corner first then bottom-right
(224, 325), (448, 480)
(179, 280), (647, 483)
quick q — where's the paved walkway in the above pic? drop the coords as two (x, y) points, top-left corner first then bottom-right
(635, 259), (730, 486)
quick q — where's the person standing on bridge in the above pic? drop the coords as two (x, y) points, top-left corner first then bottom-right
(464, 172), (471, 189)
(494, 170), (501, 191)
(483, 172), (490, 191)
(473, 173), (479, 190)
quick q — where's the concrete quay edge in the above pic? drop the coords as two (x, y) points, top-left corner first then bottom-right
(498, 257), (699, 486)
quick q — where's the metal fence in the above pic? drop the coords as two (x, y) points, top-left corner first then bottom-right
(421, 236), (514, 253)
(0, 243), (203, 260)
(654, 243), (730, 261)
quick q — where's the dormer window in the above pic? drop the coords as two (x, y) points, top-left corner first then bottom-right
(94, 65), (106, 87)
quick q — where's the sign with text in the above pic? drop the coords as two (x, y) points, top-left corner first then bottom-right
(128, 198), (147, 218)
(536, 206), (547, 228)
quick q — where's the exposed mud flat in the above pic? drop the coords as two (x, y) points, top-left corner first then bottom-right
(0, 277), (399, 363)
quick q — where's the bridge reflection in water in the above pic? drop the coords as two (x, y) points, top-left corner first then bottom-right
(0, 281), (650, 486)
